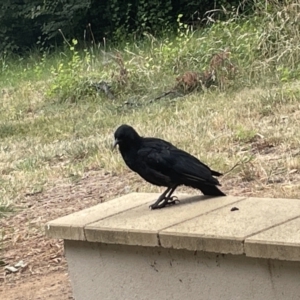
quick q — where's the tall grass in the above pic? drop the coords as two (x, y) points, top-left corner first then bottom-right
(1, 0), (300, 216)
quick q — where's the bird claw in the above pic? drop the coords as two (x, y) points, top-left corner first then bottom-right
(167, 196), (180, 205)
(149, 196), (180, 210)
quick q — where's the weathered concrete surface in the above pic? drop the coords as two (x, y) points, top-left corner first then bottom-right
(159, 197), (300, 255)
(65, 241), (300, 300)
(245, 216), (300, 261)
(45, 193), (300, 259)
(45, 193), (161, 240)
(85, 195), (244, 247)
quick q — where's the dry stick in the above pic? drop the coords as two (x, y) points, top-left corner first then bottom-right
(88, 23), (96, 46)
(58, 29), (71, 47)
(150, 88), (186, 103)
(83, 29), (87, 48)
(150, 90), (175, 102)
(222, 156), (254, 178)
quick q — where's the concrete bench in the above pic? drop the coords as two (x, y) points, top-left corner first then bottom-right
(45, 193), (300, 300)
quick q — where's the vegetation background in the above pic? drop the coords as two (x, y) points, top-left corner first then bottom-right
(0, 0), (249, 53)
(1, 0), (300, 298)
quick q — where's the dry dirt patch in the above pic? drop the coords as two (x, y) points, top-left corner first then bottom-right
(0, 170), (138, 299)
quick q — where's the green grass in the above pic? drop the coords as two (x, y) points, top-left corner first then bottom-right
(1, 0), (300, 216)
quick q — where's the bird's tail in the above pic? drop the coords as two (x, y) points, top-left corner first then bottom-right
(199, 184), (226, 196)
(211, 170), (223, 177)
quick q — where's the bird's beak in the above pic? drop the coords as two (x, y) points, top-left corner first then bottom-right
(113, 139), (119, 149)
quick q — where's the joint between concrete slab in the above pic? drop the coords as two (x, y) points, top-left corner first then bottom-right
(157, 233), (162, 247)
(242, 215), (300, 257)
(243, 214), (300, 240)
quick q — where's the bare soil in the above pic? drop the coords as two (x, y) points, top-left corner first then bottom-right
(0, 170), (138, 299)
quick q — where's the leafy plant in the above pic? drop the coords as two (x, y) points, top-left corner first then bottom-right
(47, 38), (93, 103)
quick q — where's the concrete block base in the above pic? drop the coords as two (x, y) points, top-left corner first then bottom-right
(65, 240), (300, 300)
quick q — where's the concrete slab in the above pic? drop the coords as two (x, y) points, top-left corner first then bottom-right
(85, 195), (244, 247)
(245, 216), (300, 261)
(159, 197), (300, 255)
(45, 193), (161, 240)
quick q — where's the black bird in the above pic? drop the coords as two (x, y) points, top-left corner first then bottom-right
(113, 124), (226, 209)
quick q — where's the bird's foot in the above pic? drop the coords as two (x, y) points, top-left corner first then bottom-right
(149, 196), (180, 210)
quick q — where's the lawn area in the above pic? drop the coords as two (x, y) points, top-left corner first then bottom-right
(1, 2), (300, 298)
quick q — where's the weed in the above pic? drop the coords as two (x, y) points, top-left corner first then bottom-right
(46, 38), (95, 103)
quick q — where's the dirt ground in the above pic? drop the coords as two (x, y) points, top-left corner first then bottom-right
(0, 170), (142, 299)
(0, 165), (298, 299)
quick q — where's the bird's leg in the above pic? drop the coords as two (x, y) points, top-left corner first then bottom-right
(149, 186), (179, 210)
(149, 188), (171, 210)
(164, 187), (179, 203)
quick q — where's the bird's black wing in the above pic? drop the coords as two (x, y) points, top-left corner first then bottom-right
(128, 139), (174, 186)
(144, 138), (222, 176)
(136, 138), (220, 187)
(169, 148), (220, 186)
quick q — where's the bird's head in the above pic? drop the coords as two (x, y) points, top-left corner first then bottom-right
(113, 124), (141, 149)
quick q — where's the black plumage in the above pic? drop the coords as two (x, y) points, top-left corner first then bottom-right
(113, 124), (226, 209)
